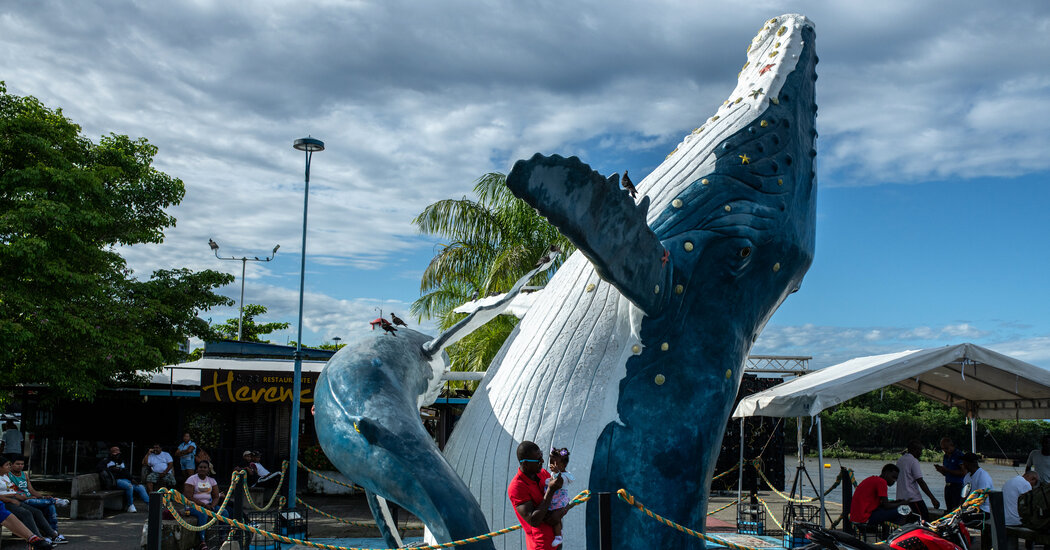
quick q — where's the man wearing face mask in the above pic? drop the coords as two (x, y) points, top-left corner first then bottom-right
(97, 445), (149, 512)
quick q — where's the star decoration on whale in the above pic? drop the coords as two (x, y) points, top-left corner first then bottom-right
(740, 154), (751, 165)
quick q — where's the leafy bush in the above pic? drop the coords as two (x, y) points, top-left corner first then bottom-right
(803, 388), (1050, 458)
(300, 444), (336, 471)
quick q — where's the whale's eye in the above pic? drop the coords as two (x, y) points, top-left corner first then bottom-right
(739, 247), (752, 258)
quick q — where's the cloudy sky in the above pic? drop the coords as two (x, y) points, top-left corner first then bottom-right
(2, 0), (1048, 369)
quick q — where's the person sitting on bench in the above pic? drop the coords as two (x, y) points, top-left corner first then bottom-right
(850, 464), (909, 527)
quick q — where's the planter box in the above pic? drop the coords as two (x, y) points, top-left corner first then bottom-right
(306, 470), (357, 495)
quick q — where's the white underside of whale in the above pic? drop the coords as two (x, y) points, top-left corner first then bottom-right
(435, 15), (813, 549)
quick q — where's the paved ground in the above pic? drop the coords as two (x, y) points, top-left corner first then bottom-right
(0, 494), (423, 550)
(0, 491), (987, 549)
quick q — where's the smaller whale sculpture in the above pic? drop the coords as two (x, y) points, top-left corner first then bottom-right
(313, 253), (561, 549)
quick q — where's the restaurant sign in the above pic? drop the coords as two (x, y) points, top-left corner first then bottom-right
(200, 369), (317, 404)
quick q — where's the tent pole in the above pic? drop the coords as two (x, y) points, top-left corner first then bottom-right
(797, 416), (804, 467)
(738, 417), (745, 506)
(970, 416), (977, 453)
(816, 414), (826, 528)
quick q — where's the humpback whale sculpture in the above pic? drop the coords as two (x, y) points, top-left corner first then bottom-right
(443, 13), (818, 550)
(314, 12), (816, 550)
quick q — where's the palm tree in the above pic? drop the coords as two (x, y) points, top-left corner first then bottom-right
(412, 172), (573, 384)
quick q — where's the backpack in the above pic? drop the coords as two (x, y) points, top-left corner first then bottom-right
(98, 468), (117, 490)
(1019, 482), (1050, 531)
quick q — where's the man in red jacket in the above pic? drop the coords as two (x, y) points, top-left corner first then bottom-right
(508, 441), (568, 550)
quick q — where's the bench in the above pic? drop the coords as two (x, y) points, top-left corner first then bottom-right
(1006, 526), (1050, 550)
(70, 473), (125, 519)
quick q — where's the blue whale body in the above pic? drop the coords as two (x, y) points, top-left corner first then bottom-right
(313, 329), (494, 549)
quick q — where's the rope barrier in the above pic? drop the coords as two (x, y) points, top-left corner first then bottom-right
(617, 489), (764, 550)
(708, 499), (738, 516)
(755, 497), (784, 531)
(161, 485), (591, 550)
(711, 463), (740, 482)
(159, 471), (243, 533)
(297, 461), (361, 490)
(242, 461), (289, 511)
(930, 489), (989, 526)
(750, 462), (846, 503)
(296, 497), (379, 528)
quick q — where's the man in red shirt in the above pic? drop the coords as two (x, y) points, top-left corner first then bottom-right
(850, 463), (909, 526)
(508, 441), (568, 550)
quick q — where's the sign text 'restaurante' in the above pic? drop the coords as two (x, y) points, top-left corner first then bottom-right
(200, 369), (317, 403)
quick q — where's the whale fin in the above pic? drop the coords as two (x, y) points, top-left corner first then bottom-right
(365, 491), (404, 549)
(507, 154), (666, 314)
(421, 249), (560, 358)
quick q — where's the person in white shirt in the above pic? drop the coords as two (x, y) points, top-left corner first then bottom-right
(141, 443), (175, 492)
(1003, 471), (1038, 526)
(250, 451), (280, 486)
(0, 422), (22, 459)
(962, 453), (995, 514)
(896, 440), (941, 520)
(1026, 436), (1050, 486)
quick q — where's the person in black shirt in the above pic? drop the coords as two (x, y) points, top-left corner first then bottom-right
(96, 445), (149, 512)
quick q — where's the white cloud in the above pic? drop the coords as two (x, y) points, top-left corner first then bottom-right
(3, 0), (1048, 349)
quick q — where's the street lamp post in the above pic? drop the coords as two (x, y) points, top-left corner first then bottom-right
(208, 239), (280, 341)
(289, 136), (324, 509)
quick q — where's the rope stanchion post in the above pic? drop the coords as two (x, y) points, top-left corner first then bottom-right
(232, 479), (244, 521)
(599, 492), (612, 550)
(147, 490), (162, 550)
(841, 467), (854, 534)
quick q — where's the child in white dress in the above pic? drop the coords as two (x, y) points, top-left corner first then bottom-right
(546, 447), (575, 547)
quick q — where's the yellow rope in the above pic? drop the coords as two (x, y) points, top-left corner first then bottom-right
(162, 488), (591, 550)
(751, 462), (844, 503)
(930, 489), (989, 526)
(297, 461), (360, 490)
(755, 497), (785, 531)
(296, 497), (379, 528)
(242, 461), (289, 511)
(711, 463), (740, 482)
(617, 489), (765, 550)
(708, 499), (738, 516)
(159, 471), (243, 532)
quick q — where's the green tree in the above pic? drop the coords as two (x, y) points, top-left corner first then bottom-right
(411, 172), (573, 382)
(0, 82), (234, 400)
(213, 304), (290, 343)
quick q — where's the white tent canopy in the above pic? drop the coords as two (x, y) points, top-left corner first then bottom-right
(733, 343), (1050, 420)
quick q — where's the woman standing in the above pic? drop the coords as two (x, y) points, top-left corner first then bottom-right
(175, 432), (197, 479)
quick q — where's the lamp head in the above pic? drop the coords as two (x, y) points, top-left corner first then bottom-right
(293, 137), (325, 152)
(273, 244), (280, 254)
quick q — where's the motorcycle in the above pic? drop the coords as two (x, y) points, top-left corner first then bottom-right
(799, 506), (972, 550)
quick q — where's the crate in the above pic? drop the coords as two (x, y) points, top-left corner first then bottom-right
(737, 498), (765, 535)
(239, 508), (309, 549)
(782, 504), (819, 548)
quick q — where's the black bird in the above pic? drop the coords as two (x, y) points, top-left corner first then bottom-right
(534, 255), (551, 268)
(622, 170), (637, 199)
(390, 312), (408, 327)
(380, 320), (398, 336)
